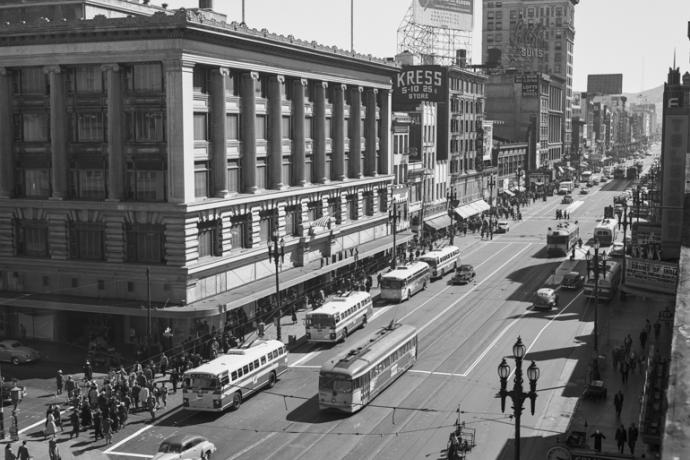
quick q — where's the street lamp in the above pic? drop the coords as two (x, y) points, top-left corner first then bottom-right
(267, 231), (285, 341)
(586, 238), (603, 379)
(487, 174), (496, 240)
(515, 167), (522, 214)
(389, 201), (401, 269)
(497, 336), (540, 460)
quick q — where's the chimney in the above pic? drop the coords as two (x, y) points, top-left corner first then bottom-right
(199, 0), (214, 10)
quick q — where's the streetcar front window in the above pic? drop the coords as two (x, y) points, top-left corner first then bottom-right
(334, 379), (353, 393)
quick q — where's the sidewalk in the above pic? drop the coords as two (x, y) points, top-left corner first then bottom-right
(564, 289), (673, 458)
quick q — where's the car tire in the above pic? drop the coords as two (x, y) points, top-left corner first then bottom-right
(11, 357), (19, 365)
(231, 391), (242, 410)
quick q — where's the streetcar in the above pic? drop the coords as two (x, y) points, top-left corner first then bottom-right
(304, 291), (373, 344)
(181, 339), (288, 412)
(584, 260), (622, 302)
(546, 221), (580, 256)
(318, 322), (418, 413)
(594, 218), (618, 246)
(379, 261), (431, 302)
(418, 245), (461, 279)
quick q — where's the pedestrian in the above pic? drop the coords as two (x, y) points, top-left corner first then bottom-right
(48, 438), (60, 460)
(590, 429), (606, 452)
(639, 328), (648, 349)
(628, 422), (639, 455)
(623, 334), (633, 354)
(148, 394), (157, 421)
(70, 409), (80, 439)
(645, 318), (652, 336)
(377, 272), (382, 287)
(16, 442), (30, 460)
(159, 353), (168, 376)
(613, 389), (624, 418)
(56, 370), (63, 395)
(93, 409), (103, 441)
(161, 383), (168, 408)
(170, 369), (179, 393)
(291, 305), (297, 324)
(83, 360), (93, 382)
(44, 411), (57, 440)
(103, 414), (112, 445)
(615, 424), (627, 453)
(5, 443), (16, 460)
(653, 319), (661, 341)
(65, 375), (75, 404)
(620, 358), (630, 384)
(52, 405), (62, 432)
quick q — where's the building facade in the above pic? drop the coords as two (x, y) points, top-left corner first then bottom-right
(0, 4), (401, 347)
(482, 0), (577, 164)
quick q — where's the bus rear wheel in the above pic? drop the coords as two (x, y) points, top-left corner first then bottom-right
(231, 391), (242, 410)
(267, 371), (277, 389)
(202, 451), (213, 460)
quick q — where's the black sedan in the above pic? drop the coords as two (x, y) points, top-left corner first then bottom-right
(450, 265), (476, 285)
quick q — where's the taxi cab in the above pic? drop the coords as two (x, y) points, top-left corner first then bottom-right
(533, 288), (559, 310)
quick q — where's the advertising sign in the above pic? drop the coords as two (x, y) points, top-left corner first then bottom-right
(508, 17), (547, 63)
(412, 0), (473, 30)
(392, 186), (408, 203)
(392, 65), (448, 111)
(624, 258), (679, 294)
(519, 73), (539, 97)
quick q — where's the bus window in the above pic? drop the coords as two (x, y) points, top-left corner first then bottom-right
(220, 375), (229, 386)
(281, 346), (287, 354)
(253, 359), (260, 368)
(243, 365), (249, 374)
(261, 356), (267, 365)
(231, 371), (237, 381)
(269, 351), (274, 360)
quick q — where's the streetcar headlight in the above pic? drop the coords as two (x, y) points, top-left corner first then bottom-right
(330, 333), (336, 339)
(183, 398), (189, 407)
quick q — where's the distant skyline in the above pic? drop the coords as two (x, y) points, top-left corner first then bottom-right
(165, 0), (689, 94)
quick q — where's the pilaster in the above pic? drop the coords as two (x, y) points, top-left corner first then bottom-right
(0, 68), (13, 198)
(268, 75), (284, 189)
(332, 84), (346, 181)
(241, 72), (260, 193)
(103, 64), (123, 201)
(292, 78), (307, 186)
(364, 88), (378, 177)
(211, 67), (230, 197)
(379, 89), (391, 175)
(313, 81), (328, 184)
(165, 59), (196, 204)
(45, 65), (67, 199)
(348, 86), (363, 179)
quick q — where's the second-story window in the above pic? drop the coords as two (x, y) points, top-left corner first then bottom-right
(198, 219), (222, 258)
(75, 112), (105, 142)
(15, 219), (49, 257)
(127, 111), (165, 142)
(69, 222), (104, 260)
(126, 223), (165, 264)
(126, 63), (163, 93)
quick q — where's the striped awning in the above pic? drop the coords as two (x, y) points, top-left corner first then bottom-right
(310, 216), (333, 228)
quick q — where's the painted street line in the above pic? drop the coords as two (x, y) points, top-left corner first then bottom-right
(226, 432), (279, 460)
(408, 370), (465, 378)
(289, 365), (321, 369)
(289, 350), (319, 368)
(103, 424), (155, 454)
(104, 452), (153, 459)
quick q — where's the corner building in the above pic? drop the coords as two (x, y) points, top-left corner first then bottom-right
(0, 6), (399, 347)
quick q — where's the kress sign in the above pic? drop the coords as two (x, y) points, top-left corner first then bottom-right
(392, 65), (448, 110)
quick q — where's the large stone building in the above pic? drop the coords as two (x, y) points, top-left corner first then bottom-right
(0, 1), (402, 348)
(482, 0), (577, 166)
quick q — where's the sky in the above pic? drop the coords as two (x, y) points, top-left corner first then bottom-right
(164, 0), (690, 94)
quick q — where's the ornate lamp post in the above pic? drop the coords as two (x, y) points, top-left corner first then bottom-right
(515, 167), (522, 213)
(498, 336), (540, 460)
(267, 231), (285, 341)
(586, 239), (603, 379)
(487, 174), (496, 240)
(447, 189), (457, 245)
(389, 201), (401, 269)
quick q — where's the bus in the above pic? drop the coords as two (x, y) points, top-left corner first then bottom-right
(581, 171), (593, 183)
(182, 339), (288, 412)
(594, 218), (618, 246)
(418, 245), (461, 279)
(318, 322), (417, 413)
(546, 221), (580, 256)
(584, 260), (622, 302)
(305, 291), (374, 343)
(613, 167), (626, 179)
(379, 262), (431, 302)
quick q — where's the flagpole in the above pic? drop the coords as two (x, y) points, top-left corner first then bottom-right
(350, 0), (354, 52)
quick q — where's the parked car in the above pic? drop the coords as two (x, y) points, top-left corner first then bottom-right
(561, 195), (574, 204)
(609, 242), (625, 258)
(0, 340), (40, 365)
(533, 288), (559, 310)
(495, 220), (510, 233)
(586, 181), (594, 188)
(561, 272), (585, 290)
(153, 434), (216, 460)
(450, 264), (476, 285)
(579, 188), (589, 195)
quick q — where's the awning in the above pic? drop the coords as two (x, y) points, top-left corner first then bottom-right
(424, 214), (453, 231)
(310, 216), (333, 228)
(454, 204), (480, 219)
(470, 199), (490, 213)
(502, 189), (515, 197)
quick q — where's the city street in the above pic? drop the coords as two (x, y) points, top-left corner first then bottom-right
(83, 179), (636, 460)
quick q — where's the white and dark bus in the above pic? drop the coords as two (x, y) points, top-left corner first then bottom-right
(305, 291), (374, 344)
(418, 245), (461, 279)
(379, 262), (431, 302)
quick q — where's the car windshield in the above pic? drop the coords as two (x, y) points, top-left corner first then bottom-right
(158, 442), (182, 453)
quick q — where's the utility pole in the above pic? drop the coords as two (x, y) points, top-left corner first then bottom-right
(350, 0), (354, 52)
(488, 174), (496, 240)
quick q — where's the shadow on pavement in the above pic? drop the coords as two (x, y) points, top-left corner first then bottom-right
(285, 394), (350, 424)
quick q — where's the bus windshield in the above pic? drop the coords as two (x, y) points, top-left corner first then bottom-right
(306, 314), (335, 328)
(381, 278), (404, 289)
(184, 373), (218, 391)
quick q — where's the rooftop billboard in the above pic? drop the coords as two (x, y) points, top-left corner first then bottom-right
(412, 0), (473, 31)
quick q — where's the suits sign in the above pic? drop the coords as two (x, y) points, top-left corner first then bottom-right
(392, 65), (448, 110)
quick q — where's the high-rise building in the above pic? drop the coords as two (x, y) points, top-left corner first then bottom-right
(482, 0), (577, 166)
(0, 1), (403, 346)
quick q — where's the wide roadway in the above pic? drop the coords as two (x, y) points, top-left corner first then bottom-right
(105, 178), (636, 460)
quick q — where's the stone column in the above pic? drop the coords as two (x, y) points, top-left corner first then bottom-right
(268, 75), (284, 189)
(349, 86), (363, 179)
(165, 59), (195, 203)
(379, 89), (391, 175)
(103, 64), (123, 201)
(332, 84), (346, 181)
(0, 68), (13, 198)
(312, 81), (328, 184)
(292, 78), (307, 186)
(240, 71), (259, 193)
(364, 87), (378, 177)
(211, 67), (229, 197)
(45, 65), (67, 199)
